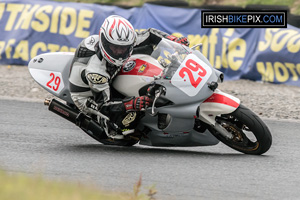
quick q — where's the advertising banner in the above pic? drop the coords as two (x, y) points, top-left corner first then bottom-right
(1, 0), (300, 86)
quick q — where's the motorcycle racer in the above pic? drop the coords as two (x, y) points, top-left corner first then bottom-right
(69, 15), (189, 139)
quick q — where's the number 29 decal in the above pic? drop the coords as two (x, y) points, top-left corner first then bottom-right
(171, 54), (212, 97)
(179, 59), (207, 88)
(46, 73), (61, 91)
(28, 68), (65, 95)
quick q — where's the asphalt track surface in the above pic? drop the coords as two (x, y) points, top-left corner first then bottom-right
(1, 99), (300, 200)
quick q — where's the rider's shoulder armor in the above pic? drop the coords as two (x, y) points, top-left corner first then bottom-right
(76, 35), (99, 58)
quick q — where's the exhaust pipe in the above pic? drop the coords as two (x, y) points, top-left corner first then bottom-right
(46, 99), (107, 140)
(48, 99), (78, 124)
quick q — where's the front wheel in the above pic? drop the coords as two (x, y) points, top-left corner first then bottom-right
(208, 104), (272, 155)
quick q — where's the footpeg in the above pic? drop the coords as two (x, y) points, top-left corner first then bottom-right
(44, 98), (52, 106)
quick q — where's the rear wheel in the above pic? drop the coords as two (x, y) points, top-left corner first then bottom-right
(66, 102), (139, 147)
(208, 104), (272, 155)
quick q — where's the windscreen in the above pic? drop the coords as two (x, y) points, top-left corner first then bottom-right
(150, 39), (190, 80)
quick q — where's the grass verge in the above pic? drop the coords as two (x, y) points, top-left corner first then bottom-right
(0, 170), (156, 200)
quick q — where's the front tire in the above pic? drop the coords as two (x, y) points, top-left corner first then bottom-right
(208, 104), (272, 155)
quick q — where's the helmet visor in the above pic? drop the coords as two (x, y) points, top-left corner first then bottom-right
(101, 34), (133, 60)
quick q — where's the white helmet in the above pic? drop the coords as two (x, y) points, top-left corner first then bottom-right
(99, 15), (136, 66)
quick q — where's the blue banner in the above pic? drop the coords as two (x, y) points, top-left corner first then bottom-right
(1, 0), (300, 86)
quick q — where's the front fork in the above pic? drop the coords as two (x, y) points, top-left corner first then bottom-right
(197, 89), (240, 126)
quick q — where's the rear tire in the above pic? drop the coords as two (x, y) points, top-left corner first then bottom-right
(67, 102), (139, 147)
(208, 104), (272, 155)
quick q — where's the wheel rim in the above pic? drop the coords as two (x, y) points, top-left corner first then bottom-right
(214, 116), (260, 151)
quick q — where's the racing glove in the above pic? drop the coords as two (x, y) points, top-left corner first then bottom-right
(166, 35), (190, 47)
(123, 96), (151, 111)
(86, 98), (101, 111)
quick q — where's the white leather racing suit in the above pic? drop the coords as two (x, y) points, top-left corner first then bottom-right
(69, 28), (172, 131)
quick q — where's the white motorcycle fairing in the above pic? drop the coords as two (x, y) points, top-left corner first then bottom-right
(28, 52), (75, 103)
(112, 54), (164, 97)
(27, 38), (272, 155)
(198, 89), (241, 125)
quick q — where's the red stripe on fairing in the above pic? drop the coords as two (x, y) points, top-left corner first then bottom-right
(120, 59), (162, 77)
(204, 93), (239, 108)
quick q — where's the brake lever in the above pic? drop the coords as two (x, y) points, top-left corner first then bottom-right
(149, 87), (166, 116)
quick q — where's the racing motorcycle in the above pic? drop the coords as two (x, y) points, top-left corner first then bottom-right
(28, 38), (272, 155)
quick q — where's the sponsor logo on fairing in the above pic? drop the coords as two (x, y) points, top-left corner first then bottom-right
(38, 58), (44, 63)
(123, 60), (136, 72)
(138, 64), (147, 73)
(32, 58), (44, 63)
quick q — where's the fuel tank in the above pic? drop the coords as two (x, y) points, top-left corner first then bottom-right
(112, 54), (164, 97)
